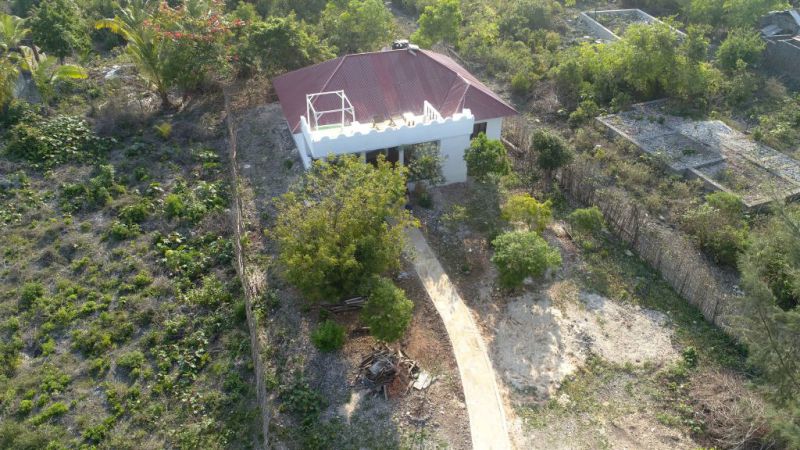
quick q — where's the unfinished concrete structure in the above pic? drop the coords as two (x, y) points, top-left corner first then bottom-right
(760, 9), (800, 83)
(598, 101), (800, 208)
(578, 9), (685, 42)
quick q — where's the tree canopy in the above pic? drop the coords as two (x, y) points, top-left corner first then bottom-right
(320, 0), (393, 53)
(29, 0), (89, 61)
(274, 155), (414, 302)
(411, 0), (462, 48)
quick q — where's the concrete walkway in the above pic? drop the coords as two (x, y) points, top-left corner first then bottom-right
(406, 228), (512, 450)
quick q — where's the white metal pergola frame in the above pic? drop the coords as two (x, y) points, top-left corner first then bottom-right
(306, 90), (355, 131)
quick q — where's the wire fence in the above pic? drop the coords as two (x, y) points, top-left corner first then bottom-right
(559, 159), (743, 330)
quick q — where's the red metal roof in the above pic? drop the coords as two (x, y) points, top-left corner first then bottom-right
(272, 49), (518, 134)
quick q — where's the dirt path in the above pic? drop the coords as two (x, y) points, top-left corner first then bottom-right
(406, 228), (512, 450)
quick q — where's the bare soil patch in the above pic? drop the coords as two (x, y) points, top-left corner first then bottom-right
(493, 287), (678, 399)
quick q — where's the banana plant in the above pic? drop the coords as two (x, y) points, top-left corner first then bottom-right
(25, 55), (87, 103)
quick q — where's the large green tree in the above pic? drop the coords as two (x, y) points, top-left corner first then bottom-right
(274, 155), (415, 302)
(237, 13), (334, 75)
(320, 0), (393, 54)
(411, 0), (462, 48)
(29, 0), (89, 62)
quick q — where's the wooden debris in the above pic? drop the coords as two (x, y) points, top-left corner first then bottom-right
(356, 344), (426, 399)
(322, 296), (366, 313)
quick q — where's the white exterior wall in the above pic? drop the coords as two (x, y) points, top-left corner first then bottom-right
(291, 112), (505, 185)
(482, 117), (503, 140)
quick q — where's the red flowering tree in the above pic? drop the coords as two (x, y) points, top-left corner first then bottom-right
(97, 0), (243, 108)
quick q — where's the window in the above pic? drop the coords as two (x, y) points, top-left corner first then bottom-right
(365, 149), (384, 166)
(471, 122), (487, 140)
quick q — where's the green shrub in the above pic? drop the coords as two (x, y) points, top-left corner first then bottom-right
(18, 399), (33, 416)
(716, 28), (766, 72)
(117, 350), (145, 378)
(60, 165), (124, 213)
(464, 133), (511, 182)
(361, 277), (413, 342)
(281, 378), (326, 427)
(163, 180), (226, 223)
(118, 201), (152, 225)
(164, 193), (186, 219)
(311, 320), (346, 352)
(183, 275), (232, 308)
(30, 402), (68, 425)
(0, 100), (39, 129)
(533, 129), (573, 173)
(501, 194), (552, 233)
(682, 346), (698, 368)
(5, 116), (112, 169)
(491, 231), (562, 288)
(107, 221), (141, 241)
(568, 100), (601, 127)
(567, 206), (605, 236)
(20, 282), (45, 310)
(682, 192), (749, 266)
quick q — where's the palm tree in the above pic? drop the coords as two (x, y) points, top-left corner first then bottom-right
(1, 14), (29, 108)
(0, 13), (29, 52)
(96, 2), (171, 108)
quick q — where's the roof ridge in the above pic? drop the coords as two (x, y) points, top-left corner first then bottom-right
(419, 49), (514, 111)
(317, 54), (349, 101)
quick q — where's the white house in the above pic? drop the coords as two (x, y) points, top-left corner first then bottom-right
(272, 45), (517, 184)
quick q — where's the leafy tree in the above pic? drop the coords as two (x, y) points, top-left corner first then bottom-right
(29, 0), (89, 62)
(533, 129), (573, 175)
(554, 22), (721, 111)
(717, 28), (766, 72)
(464, 133), (511, 182)
(274, 155), (414, 302)
(491, 230), (562, 288)
(498, 0), (556, 41)
(737, 205), (799, 437)
(685, 0), (725, 25)
(723, 0), (790, 28)
(501, 194), (552, 233)
(360, 276), (413, 342)
(411, 0), (462, 48)
(320, 0), (393, 54)
(157, 2), (234, 97)
(682, 191), (749, 266)
(237, 14), (334, 76)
